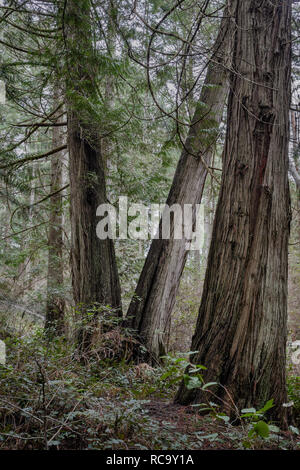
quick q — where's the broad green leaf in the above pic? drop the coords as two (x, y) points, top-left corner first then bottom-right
(257, 399), (274, 413)
(202, 382), (218, 390)
(216, 414), (230, 423)
(289, 425), (300, 435)
(253, 420), (269, 438)
(241, 407), (256, 414)
(269, 425), (280, 433)
(186, 376), (202, 390)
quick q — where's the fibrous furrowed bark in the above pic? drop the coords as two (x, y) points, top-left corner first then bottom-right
(45, 88), (65, 336)
(175, 0), (291, 426)
(125, 8), (232, 362)
(64, 0), (122, 350)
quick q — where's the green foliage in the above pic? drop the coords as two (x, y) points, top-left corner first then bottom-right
(157, 353), (300, 449)
(160, 352), (195, 385)
(0, 0), (299, 452)
(287, 374), (300, 425)
(0, 330), (299, 450)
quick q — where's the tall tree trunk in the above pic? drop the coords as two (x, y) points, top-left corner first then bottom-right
(125, 10), (232, 362)
(64, 0), (122, 350)
(175, 0), (291, 426)
(45, 90), (65, 336)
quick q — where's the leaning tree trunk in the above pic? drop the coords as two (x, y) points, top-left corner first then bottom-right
(125, 9), (232, 362)
(45, 89), (65, 336)
(175, 0), (291, 426)
(64, 0), (122, 351)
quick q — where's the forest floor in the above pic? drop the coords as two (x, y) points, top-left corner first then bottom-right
(0, 326), (299, 451)
(144, 399), (299, 450)
(0, 254), (299, 451)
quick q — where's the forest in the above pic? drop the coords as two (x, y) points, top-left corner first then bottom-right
(0, 0), (299, 453)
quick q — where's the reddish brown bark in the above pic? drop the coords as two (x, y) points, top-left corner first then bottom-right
(175, 0), (292, 426)
(45, 90), (65, 336)
(64, 0), (122, 350)
(125, 10), (232, 362)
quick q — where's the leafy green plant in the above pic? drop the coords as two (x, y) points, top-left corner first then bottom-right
(287, 373), (300, 424)
(239, 400), (276, 448)
(160, 351), (206, 389)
